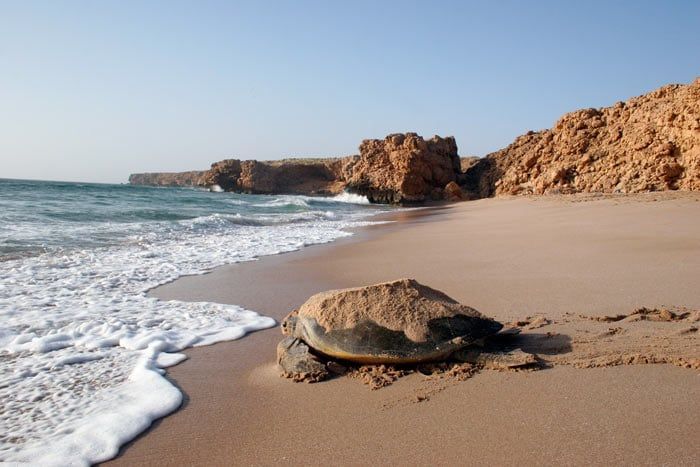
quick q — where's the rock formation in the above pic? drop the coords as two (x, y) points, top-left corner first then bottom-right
(129, 133), (461, 203)
(443, 181), (465, 201)
(199, 158), (352, 195)
(345, 133), (461, 203)
(460, 156), (480, 173)
(465, 78), (700, 197)
(127, 171), (206, 187)
(129, 78), (700, 203)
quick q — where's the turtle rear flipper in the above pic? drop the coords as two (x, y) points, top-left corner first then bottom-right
(277, 337), (329, 383)
(453, 348), (538, 370)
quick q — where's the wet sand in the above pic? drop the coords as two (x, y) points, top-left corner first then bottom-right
(107, 194), (700, 466)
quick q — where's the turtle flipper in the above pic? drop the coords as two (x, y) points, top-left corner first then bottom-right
(453, 348), (538, 370)
(277, 336), (329, 383)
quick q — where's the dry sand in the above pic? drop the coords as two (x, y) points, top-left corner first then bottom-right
(107, 193), (700, 466)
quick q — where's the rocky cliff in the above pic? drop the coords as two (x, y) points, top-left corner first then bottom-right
(346, 133), (461, 203)
(128, 171), (207, 187)
(199, 158), (352, 195)
(129, 79), (699, 203)
(129, 133), (461, 203)
(465, 78), (700, 197)
(196, 133), (461, 203)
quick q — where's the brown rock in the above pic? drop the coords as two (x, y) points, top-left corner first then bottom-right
(465, 77), (700, 197)
(460, 156), (480, 172)
(199, 159), (242, 191)
(444, 181), (464, 201)
(128, 171), (207, 187)
(199, 157), (352, 195)
(345, 133), (461, 203)
(130, 133), (462, 205)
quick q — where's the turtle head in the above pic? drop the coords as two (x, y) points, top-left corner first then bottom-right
(281, 310), (299, 337)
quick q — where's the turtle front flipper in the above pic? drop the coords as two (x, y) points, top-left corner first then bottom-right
(453, 348), (538, 370)
(277, 336), (329, 383)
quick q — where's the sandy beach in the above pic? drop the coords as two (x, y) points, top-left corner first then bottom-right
(4, 4), (699, 465)
(107, 194), (700, 466)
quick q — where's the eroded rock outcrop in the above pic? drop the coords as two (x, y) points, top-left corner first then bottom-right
(345, 133), (461, 203)
(127, 171), (206, 187)
(128, 79), (700, 202)
(131, 133), (462, 203)
(443, 181), (465, 201)
(460, 156), (480, 173)
(199, 158), (352, 195)
(466, 78), (700, 196)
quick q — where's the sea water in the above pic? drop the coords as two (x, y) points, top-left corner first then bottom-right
(0, 179), (388, 465)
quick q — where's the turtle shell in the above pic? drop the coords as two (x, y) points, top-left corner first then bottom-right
(287, 279), (503, 364)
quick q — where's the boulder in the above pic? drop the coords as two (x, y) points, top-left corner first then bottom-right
(345, 133), (461, 203)
(444, 181), (465, 201)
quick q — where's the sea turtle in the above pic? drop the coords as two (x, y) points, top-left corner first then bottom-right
(277, 279), (536, 382)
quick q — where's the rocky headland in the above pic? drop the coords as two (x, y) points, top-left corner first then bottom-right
(198, 158), (350, 196)
(465, 77), (700, 197)
(130, 133), (464, 203)
(129, 78), (699, 203)
(128, 171), (207, 188)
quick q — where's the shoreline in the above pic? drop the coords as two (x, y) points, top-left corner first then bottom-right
(108, 193), (700, 466)
(143, 203), (444, 303)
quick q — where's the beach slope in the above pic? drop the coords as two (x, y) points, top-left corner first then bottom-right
(108, 193), (700, 466)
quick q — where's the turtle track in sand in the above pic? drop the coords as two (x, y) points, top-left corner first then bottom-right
(342, 306), (699, 401)
(547, 306), (700, 370)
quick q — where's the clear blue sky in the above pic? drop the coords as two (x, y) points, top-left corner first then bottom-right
(1, 0), (698, 183)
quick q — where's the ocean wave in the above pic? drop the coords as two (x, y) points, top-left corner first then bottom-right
(328, 191), (371, 204)
(247, 192), (371, 210)
(183, 210), (340, 229)
(251, 195), (312, 208)
(0, 204), (382, 465)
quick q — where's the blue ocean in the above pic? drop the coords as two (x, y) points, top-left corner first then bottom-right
(0, 179), (386, 464)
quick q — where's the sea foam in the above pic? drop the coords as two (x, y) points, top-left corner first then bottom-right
(0, 197), (381, 465)
(330, 191), (371, 204)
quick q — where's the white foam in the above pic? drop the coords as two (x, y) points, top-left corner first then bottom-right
(251, 192), (371, 208)
(252, 195), (311, 208)
(329, 191), (371, 204)
(11, 346), (184, 466)
(0, 209), (381, 464)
